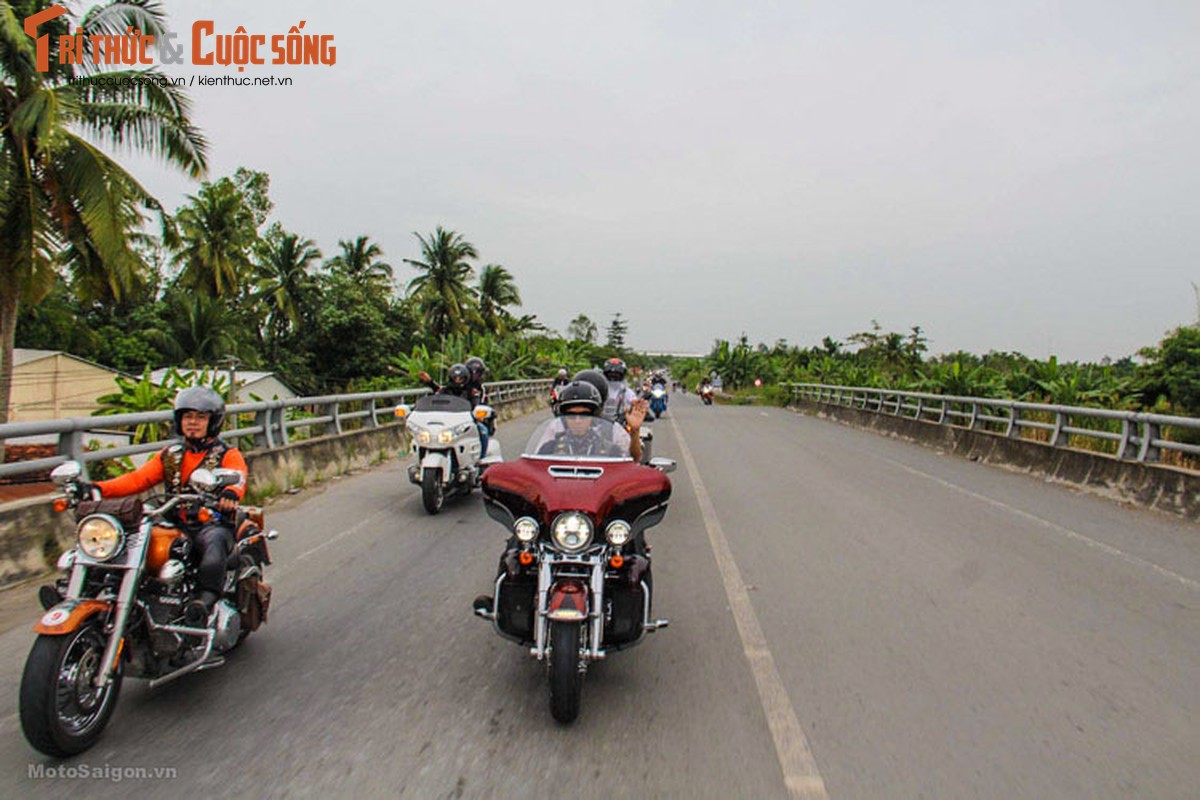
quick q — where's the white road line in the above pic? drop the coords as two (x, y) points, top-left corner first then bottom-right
(878, 455), (1200, 592)
(670, 416), (829, 800)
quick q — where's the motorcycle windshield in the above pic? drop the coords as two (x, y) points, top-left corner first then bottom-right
(413, 393), (472, 413)
(523, 417), (632, 461)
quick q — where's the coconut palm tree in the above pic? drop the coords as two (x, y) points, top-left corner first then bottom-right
(173, 179), (257, 297)
(0, 0), (207, 425)
(328, 235), (393, 291)
(477, 264), (522, 333)
(253, 226), (321, 356)
(404, 226), (478, 339)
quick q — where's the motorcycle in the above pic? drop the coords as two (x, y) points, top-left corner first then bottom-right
(473, 415), (675, 723)
(396, 394), (501, 514)
(649, 384), (668, 419)
(700, 385), (714, 405)
(20, 461), (276, 757)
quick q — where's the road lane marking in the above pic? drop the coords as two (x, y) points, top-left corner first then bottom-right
(878, 456), (1200, 592)
(294, 507), (395, 563)
(670, 416), (830, 800)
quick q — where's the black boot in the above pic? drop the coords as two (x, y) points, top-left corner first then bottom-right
(184, 590), (219, 626)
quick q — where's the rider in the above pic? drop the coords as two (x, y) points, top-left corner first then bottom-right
(549, 367), (570, 415)
(418, 364), (490, 456)
(464, 356), (496, 437)
(535, 381), (647, 461)
(85, 386), (247, 624)
(601, 358), (639, 425)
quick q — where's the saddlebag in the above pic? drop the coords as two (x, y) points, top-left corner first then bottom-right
(237, 574), (272, 631)
(76, 497), (143, 529)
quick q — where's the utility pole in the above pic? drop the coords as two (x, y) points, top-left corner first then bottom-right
(218, 355), (241, 404)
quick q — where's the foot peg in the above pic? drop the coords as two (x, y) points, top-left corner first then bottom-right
(644, 618), (670, 632)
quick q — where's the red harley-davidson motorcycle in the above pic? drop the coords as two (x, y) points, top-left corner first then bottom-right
(473, 415), (675, 723)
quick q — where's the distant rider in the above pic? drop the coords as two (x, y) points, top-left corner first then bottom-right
(419, 364), (490, 456)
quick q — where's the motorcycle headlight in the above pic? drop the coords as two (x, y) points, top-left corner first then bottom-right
(438, 429), (455, 444)
(77, 515), (124, 561)
(513, 516), (539, 543)
(605, 520), (632, 547)
(416, 429), (432, 445)
(551, 512), (593, 553)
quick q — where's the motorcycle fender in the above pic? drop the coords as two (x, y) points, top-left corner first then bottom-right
(34, 599), (112, 635)
(420, 451), (452, 482)
(546, 579), (588, 623)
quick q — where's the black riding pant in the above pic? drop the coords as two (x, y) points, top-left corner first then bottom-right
(194, 524), (235, 596)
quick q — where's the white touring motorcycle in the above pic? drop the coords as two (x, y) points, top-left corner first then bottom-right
(396, 394), (502, 514)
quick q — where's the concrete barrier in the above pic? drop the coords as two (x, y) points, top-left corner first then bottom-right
(790, 398), (1200, 521)
(0, 394), (547, 589)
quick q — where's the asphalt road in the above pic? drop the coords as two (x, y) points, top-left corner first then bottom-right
(0, 396), (1196, 798)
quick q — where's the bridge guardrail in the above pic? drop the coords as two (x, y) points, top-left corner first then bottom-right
(786, 382), (1200, 465)
(0, 379), (552, 481)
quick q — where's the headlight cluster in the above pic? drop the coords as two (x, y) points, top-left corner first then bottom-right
(551, 512), (593, 553)
(513, 516), (539, 543)
(605, 520), (632, 546)
(77, 515), (123, 560)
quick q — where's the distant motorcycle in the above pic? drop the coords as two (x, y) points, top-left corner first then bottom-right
(21, 461), (276, 757)
(474, 416), (675, 723)
(396, 394), (501, 514)
(700, 385), (714, 405)
(649, 384), (668, 419)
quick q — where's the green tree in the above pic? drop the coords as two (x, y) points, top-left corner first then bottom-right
(0, 0), (207, 425)
(172, 177), (260, 297)
(1139, 326), (1200, 414)
(403, 226), (478, 339)
(567, 314), (598, 343)
(328, 235), (393, 292)
(477, 264), (522, 334)
(605, 313), (629, 350)
(253, 225), (320, 360)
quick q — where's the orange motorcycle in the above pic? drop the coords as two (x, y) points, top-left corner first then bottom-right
(19, 461), (276, 757)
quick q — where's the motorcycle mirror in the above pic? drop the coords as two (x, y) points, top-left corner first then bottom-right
(394, 404), (411, 419)
(649, 457), (676, 474)
(212, 468), (243, 488)
(49, 461), (82, 485)
(189, 468), (218, 493)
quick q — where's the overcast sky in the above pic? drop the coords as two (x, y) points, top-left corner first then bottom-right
(126, 1), (1200, 361)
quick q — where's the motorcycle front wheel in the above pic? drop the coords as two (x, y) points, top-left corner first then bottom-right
(421, 469), (444, 515)
(548, 621), (583, 723)
(20, 622), (123, 757)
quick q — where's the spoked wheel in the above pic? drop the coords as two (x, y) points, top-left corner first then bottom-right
(548, 621), (583, 724)
(20, 622), (123, 757)
(421, 469), (444, 515)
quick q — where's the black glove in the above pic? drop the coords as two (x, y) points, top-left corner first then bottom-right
(74, 481), (99, 502)
(219, 488), (239, 502)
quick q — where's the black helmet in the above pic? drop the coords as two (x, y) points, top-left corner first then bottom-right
(572, 369), (609, 406)
(556, 381), (602, 416)
(448, 363), (469, 387)
(173, 385), (225, 438)
(602, 358), (627, 381)
(465, 356), (486, 383)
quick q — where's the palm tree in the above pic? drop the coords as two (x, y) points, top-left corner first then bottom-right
(173, 179), (257, 297)
(151, 294), (239, 367)
(0, 0), (207, 425)
(403, 226), (478, 339)
(328, 235), (393, 291)
(253, 227), (320, 357)
(477, 264), (522, 333)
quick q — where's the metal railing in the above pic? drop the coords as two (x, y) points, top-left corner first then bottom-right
(786, 383), (1200, 465)
(0, 379), (552, 481)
